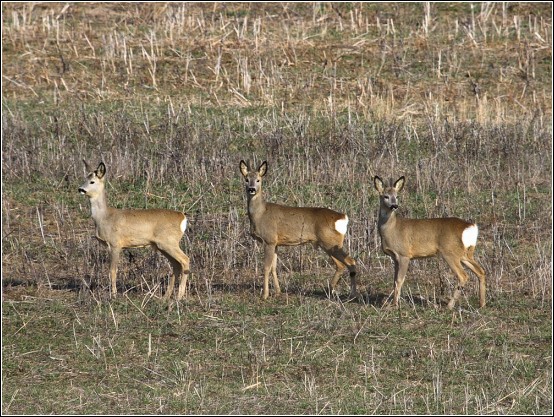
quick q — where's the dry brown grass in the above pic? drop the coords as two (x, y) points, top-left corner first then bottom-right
(2, 3), (551, 121)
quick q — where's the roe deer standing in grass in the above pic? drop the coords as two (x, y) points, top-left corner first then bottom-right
(374, 176), (486, 309)
(79, 160), (190, 300)
(240, 160), (358, 300)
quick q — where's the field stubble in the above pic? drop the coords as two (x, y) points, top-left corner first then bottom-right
(2, 2), (552, 415)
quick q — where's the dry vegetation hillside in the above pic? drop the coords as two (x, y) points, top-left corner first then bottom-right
(2, 3), (551, 118)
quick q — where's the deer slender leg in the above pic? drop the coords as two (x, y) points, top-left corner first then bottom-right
(271, 249), (280, 295)
(159, 245), (190, 301)
(393, 256), (410, 306)
(109, 246), (121, 297)
(326, 246), (358, 299)
(443, 254), (470, 309)
(329, 255), (346, 295)
(462, 248), (486, 307)
(263, 244), (277, 300)
(176, 252), (191, 301)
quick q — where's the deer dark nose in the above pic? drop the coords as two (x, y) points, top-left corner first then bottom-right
(391, 204), (398, 210)
(78, 188), (86, 194)
(247, 188), (256, 194)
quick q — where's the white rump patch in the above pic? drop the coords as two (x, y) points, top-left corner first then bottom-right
(180, 217), (188, 233)
(462, 224), (478, 248)
(335, 216), (349, 235)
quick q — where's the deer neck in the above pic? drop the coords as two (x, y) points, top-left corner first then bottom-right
(246, 191), (267, 222)
(88, 192), (110, 225)
(378, 203), (398, 230)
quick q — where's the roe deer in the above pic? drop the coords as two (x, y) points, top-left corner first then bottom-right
(374, 176), (486, 309)
(79, 160), (190, 300)
(240, 160), (358, 300)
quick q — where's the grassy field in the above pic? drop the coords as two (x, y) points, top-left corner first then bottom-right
(2, 2), (552, 414)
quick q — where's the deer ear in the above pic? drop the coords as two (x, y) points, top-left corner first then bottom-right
(374, 176), (384, 193)
(258, 161), (268, 177)
(96, 162), (106, 179)
(239, 160), (249, 177)
(394, 176), (405, 192)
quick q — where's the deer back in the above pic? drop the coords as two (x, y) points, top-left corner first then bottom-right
(97, 208), (187, 248)
(381, 216), (473, 259)
(255, 203), (347, 246)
